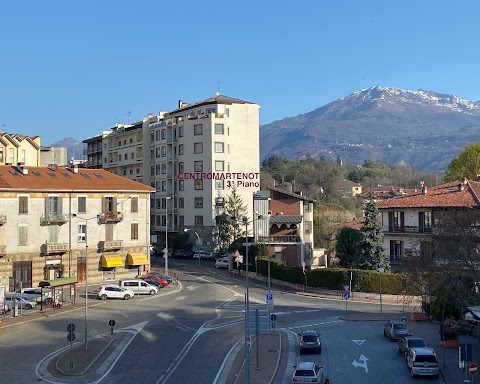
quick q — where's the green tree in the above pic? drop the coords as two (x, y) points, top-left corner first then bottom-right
(360, 198), (389, 271)
(335, 227), (363, 268)
(444, 143), (480, 182)
(171, 232), (192, 251)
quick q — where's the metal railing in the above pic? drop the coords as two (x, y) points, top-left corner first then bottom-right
(383, 225), (433, 234)
(41, 214), (69, 225)
(258, 235), (301, 243)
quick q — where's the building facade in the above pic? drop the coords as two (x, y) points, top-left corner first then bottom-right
(150, 95), (260, 248)
(0, 164), (154, 291)
(0, 133), (40, 166)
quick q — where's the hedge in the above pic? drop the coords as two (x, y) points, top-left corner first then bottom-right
(257, 257), (417, 295)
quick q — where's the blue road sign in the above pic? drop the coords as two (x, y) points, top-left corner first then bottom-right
(67, 333), (75, 342)
(343, 292), (350, 300)
(67, 323), (75, 333)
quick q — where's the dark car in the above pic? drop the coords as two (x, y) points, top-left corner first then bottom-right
(140, 278), (164, 288)
(398, 337), (427, 358)
(384, 320), (412, 341)
(298, 330), (322, 354)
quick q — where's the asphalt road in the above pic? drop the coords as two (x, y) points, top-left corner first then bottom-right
(0, 259), (442, 384)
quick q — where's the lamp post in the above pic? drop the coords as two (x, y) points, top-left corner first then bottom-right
(242, 215), (251, 384)
(72, 214), (98, 351)
(165, 196), (171, 276)
(184, 228), (200, 266)
(378, 264), (384, 314)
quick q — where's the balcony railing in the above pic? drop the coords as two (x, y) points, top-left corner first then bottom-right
(259, 235), (301, 243)
(41, 243), (69, 255)
(41, 213), (69, 225)
(0, 214), (6, 225)
(98, 240), (123, 251)
(383, 225), (433, 234)
(98, 211), (123, 224)
(0, 245), (5, 256)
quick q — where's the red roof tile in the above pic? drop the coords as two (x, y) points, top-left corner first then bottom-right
(0, 165), (154, 192)
(377, 179), (480, 209)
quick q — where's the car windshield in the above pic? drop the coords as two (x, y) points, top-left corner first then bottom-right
(394, 323), (407, 329)
(409, 339), (426, 347)
(303, 336), (318, 342)
(294, 369), (315, 377)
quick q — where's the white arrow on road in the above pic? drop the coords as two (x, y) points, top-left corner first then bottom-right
(352, 339), (365, 346)
(352, 354), (369, 373)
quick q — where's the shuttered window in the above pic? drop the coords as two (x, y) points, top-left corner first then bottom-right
(78, 197), (86, 213)
(131, 223), (139, 240)
(18, 225), (28, 246)
(19, 196), (28, 214)
(131, 197), (138, 213)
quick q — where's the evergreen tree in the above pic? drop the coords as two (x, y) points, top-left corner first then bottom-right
(335, 227), (363, 268)
(360, 198), (389, 271)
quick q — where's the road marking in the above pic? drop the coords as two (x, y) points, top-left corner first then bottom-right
(352, 339), (366, 345)
(280, 319), (343, 330)
(352, 354), (369, 373)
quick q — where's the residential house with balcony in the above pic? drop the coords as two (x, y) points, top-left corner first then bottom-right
(377, 179), (480, 271)
(253, 186), (315, 268)
(0, 132), (41, 166)
(0, 164), (154, 291)
(338, 179), (363, 198)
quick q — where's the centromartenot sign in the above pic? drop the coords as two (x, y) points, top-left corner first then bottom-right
(178, 172), (260, 188)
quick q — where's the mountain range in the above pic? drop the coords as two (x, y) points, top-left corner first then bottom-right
(260, 86), (480, 172)
(49, 86), (480, 172)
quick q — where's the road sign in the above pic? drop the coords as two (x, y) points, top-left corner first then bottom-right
(67, 323), (75, 333)
(469, 363), (478, 376)
(109, 319), (116, 327)
(343, 292), (350, 300)
(270, 314), (277, 322)
(266, 293), (273, 304)
(67, 333), (76, 342)
(246, 336), (251, 347)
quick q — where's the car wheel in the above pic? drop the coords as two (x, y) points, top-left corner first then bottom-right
(101, 294), (107, 300)
(149, 290), (156, 295)
(25, 304), (32, 310)
(124, 294), (131, 300)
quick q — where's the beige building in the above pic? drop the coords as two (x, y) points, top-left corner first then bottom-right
(0, 164), (154, 291)
(0, 133), (41, 166)
(150, 94), (260, 248)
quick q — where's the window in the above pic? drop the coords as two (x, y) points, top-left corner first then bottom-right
(195, 216), (203, 226)
(118, 155), (121, 161)
(123, 170), (127, 175)
(131, 197), (138, 212)
(156, 181), (161, 190)
(78, 223), (86, 241)
(78, 197), (86, 213)
(194, 124), (203, 135)
(130, 138), (133, 144)
(21, 149), (25, 163)
(195, 197), (203, 208)
(179, 162), (184, 173)
(215, 180), (224, 190)
(161, 163), (166, 174)
(195, 180), (203, 190)
(179, 197), (184, 209)
(0, 148), (3, 162)
(179, 126), (184, 137)
(156, 148), (161, 158)
(131, 223), (139, 240)
(194, 143), (203, 154)
(125, 153), (128, 160)
(162, 181), (166, 191)
(156, 199), (162, 209)
(46, 196), (62, 215)
(123, 140), (126, 145)
(215, 161), (224, 171)
(162, 146), (166, 157)
(8, 148), (14, 163)
(155, 215), (161, 226)
(388, 211), (404, 231)
(179, 215), (184, 227)
(215, 124), (224, 134)
(102, 197), (116, 213)
(161, 129), (166, 140)
(419, 211), (432, 233)
(18, 225), (28, 246)
(48, 226), (58, 243)
(215, 142), (224, 153)
(155, 164), (161, 175)
(19, 196), (28, 214)
(305, 221), (312, 234)
(179, 144), (184, 155)
(194, 161), (203, 172)
(179, 180), (184, 191)
(131, 152), (134, 159)
(162, 198), (167, 209)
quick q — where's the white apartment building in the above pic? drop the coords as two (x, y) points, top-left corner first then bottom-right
(150, 94), (260, 248)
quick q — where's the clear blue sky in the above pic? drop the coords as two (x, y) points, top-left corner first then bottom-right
(1, 0), (480, 146)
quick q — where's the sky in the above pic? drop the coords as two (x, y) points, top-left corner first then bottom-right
(1, 0), (480, 146)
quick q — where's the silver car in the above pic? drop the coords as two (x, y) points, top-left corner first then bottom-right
(5, 294), (37, 310)
(384, 320), (412, 340)
(398, 337), (427, 358)
(406, 347), (439, 378)
(299, 330), (322, 354)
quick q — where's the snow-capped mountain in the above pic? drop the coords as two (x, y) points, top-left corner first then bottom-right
(260, 86), (480, 172)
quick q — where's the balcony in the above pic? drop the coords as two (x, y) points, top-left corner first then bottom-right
(259, 235), (301, 243)
(0, 214), (6, 225)
(98, 240), (123, 251)
(41, 242), (69, 255)
(383, 225), (433, 234)
(98, 211), (123, 224)
(41, 213), (69, 225)
(0, 245), (5, 256)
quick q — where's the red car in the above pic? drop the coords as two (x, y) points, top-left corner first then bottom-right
(140, 274), (168, 287)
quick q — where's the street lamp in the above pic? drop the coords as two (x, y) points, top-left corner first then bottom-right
(165, 196), (171, 276)
(72, 214), (98, 351)
(242, 215), (251, 384)
(184, 228), (200, 266)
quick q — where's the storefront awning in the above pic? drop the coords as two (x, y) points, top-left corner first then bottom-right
(127, 253), (149, 266)
(101, 255), (123, 268)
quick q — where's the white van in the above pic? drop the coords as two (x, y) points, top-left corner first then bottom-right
(119, 279), (158, 295)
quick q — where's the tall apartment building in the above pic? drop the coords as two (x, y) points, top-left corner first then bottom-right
(150, 94), (260, 248)
(83, 132), (110, 169)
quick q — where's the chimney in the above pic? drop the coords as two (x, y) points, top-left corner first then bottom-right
(459, 183), (464, 192)
(16, 163), (28, 175)
(420, 181), (427, 195)
(463, 177), (469, 185)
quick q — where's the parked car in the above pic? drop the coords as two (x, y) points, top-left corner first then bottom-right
(291, 361), (323, 383)
(384, 320), (412, 340)
(298, 330), (322, 354)
(406, 347), (439, 378)
(139, 274), (168, 287)
(150, 273), (173, 284)
(20, 288), (54, 305)
(0, 299), (10, 314)
(97, 284), (134, 300)
(193, 252), (215, 261)
(5, 294), (37, 309)
(215, 257), (229, 269)
(119, 279), (158, 295)
(398, 337), (427, 358)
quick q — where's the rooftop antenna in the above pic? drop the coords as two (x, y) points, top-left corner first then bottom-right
(128, 111), (131, 124)
(216, 78), (220, 96)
